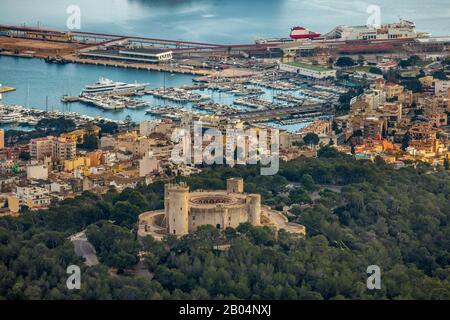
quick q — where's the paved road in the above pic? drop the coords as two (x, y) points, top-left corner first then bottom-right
(134, 258), (154, 280)
(263, 207), (306, 235)
(70, 231), (99, 267)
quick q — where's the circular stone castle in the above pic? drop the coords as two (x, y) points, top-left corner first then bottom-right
(139, 178), (306, 239)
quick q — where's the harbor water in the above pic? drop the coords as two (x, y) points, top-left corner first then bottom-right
(0, 56), (312, 131)
(0, 55), (194, 121)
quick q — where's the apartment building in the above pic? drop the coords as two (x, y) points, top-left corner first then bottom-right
(16, 186), (52, 209)
(30, 136), (76, 162)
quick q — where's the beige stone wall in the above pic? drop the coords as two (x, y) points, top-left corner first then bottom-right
(166, 185), (189, 236)
(226, 178), (244, 193)
(189, 207), (223, 232)
(247, 194), (261, 226)
(188, 204), (249, 232)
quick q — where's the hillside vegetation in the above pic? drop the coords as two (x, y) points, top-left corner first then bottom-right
(0, 147), (449, 299)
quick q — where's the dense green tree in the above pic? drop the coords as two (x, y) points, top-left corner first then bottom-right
(402, 132), (411, 150)
(303, 133), (320, 148)
(444, 155), (449, 170)
(369, 67), (383, 75)
(399, 59), (412, 68)
(36, 117), (75, 134)
(79, 134), (98, 151)
(336, 87), (363, 113)
(1, 150), (450, 300)
(97, 120), (119, 135)
(289, 188), (312, 204)
(110, 201), (140, 228)
(19, 151), (31, 161)
(404, 79), (423, 93)
(432, 70), (448, 80)
(317, 146), (344, 158)
(86, 221), (139, 270)
(336, 57), (355, 68)
(300, 174), (316, 191)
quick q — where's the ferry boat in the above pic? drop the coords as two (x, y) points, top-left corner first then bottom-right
(81, 77), (149, 96)
(256, 19), (430, 44)
(290, 26), (321, 40)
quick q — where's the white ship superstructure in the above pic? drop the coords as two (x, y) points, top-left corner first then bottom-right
(81, 77), (148, 96)
(0, 112), (21, 124)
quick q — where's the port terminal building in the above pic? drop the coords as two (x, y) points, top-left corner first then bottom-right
(79, 47), (173, 63)
(279, 61), (336, 79)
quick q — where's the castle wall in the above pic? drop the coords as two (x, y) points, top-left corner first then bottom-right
(227, 206), (249, 228)
(188, 204), (249, 232)
(188, 207), (221, 232)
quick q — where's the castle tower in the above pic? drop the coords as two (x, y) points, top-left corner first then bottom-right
(166, 183), (189, 236)
(217, 204), (228, 230)
(248, 194), (261, 226)
(227, 177), (244, 193)
(164, 183), (170, 217)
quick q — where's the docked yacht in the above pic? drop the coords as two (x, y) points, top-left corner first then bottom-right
(0, 112), (21, 124)
(81, 77), (149, 96)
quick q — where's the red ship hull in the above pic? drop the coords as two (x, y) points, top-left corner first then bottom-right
(289, 26), (321, 40)
(290, 33), (322, 39)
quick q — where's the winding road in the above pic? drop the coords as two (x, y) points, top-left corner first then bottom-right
(70, 231), (99, 267)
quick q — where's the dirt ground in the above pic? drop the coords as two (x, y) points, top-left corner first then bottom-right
(0, 36), (78, 57)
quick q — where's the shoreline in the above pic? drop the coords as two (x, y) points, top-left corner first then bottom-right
(0, 51), (212, 76)
(0, 51), (261, 80)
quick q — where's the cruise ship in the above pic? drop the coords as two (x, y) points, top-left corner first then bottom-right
(81, 77), (149, 96)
